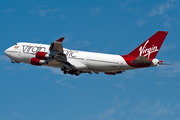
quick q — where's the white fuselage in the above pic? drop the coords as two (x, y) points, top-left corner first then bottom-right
(4, 42), (158, 74)
(5, 42), (136, 72)
(4, 31), (168, 75)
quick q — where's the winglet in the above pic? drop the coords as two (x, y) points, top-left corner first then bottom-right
(56, 37), (65, 42)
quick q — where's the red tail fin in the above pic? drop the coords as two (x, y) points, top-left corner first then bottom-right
(127, 31), (168, 59)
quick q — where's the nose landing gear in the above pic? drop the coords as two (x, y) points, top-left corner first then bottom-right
(10, 59), (20, 63)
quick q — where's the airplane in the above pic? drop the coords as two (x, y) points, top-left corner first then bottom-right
(4, 31), (168, 76)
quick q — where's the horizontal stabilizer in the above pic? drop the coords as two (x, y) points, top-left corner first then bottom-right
(131, 56), (152, 64)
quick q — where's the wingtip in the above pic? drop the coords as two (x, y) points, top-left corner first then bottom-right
(56, 37), (65, 42)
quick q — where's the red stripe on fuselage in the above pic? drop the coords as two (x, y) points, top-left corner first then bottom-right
(122, 55), (152, 68)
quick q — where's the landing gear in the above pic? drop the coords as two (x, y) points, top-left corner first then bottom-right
(10, 59), (20, 64)
(68, 70), (74, 75)
(61, 68), (80, 76)
(75, 73), (79, 76)
(11, 61), (15, 63)
(63, 70), (67, 74)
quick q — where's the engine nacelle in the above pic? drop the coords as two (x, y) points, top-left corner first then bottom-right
(30, 57), (47, 66)
(36, 52), (50, 60)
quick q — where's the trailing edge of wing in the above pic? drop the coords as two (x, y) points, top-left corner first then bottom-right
(58, 61), (75, 70)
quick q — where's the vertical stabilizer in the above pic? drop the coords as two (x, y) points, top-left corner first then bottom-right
(127, 31), (168, 59)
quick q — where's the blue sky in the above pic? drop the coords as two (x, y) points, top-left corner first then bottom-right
(1, 0), (180, 120)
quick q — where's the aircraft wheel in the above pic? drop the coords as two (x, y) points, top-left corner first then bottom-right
(11, 61), (15, 63)
(68, 70), (75, 75)
(75, 73), (79, 76)
(63, 70), (67, 74)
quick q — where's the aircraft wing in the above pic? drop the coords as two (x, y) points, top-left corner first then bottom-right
(48, 37), (76, 71)
(49, 37), (64, 53)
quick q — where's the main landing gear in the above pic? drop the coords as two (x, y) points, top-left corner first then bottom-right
(61, 68), (80, 76)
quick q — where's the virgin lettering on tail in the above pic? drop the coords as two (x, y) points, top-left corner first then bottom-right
(139, 40), (159, 58)
(127, 31), (168, 59)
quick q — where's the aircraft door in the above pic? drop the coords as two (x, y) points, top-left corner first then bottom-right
(119, 62), (124, 69)
(120, 63), (123, 67)
(85, 57), (89, 64)
(18, 46), (21, 57)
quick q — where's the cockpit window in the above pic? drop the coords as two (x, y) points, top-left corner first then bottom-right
(15, 43), (17, 45)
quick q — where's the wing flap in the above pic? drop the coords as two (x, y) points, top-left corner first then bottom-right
(57, 61), (74, 70)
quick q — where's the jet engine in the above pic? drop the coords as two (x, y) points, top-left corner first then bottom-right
(30, 57), (46, 66)
(36, 52), (50, 60)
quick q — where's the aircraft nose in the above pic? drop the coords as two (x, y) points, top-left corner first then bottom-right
(4, 49), (8, 56)
(4, 48), (11, 57)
